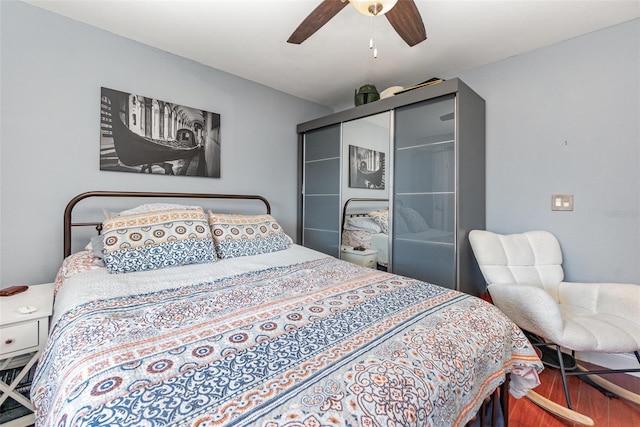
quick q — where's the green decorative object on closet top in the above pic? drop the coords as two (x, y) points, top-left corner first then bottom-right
(354, 84), (380, 106)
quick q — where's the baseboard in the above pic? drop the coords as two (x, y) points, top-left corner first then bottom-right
(576, 351), (640, 378)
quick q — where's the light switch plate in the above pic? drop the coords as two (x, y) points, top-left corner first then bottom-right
(552, 194), (573, 211)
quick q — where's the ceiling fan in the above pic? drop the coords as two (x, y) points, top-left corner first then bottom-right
(287, 0), (427, 47)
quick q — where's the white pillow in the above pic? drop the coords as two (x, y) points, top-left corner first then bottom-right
(116, 203), (201, 216)
(345, 216), (382, 234)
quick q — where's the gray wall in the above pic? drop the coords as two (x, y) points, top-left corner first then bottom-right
(454, 19), (639, 284)
(2, 1), (638, 287)
(0, 1), (331, 285)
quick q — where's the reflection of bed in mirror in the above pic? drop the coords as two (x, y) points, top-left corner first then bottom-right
(392, 196), (458, 288)
(341, 198), (456, 284)
(341, 198), (389, 268)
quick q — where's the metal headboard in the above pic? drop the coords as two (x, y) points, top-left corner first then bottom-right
(63, 191), (271, 258)
(341, 198), (388, 231)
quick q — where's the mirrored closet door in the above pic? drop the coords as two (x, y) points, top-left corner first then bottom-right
(339, 112), (390, 266)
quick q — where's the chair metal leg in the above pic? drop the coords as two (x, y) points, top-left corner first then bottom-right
(566, 350), (640, 377)
(572, 351), (640, 406)
(521, 333), (594, 425)
(522, 331), (640, 423)
(556, 344), (573, 409)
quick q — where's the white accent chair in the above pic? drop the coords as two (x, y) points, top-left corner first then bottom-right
(468, 229), (640, 411)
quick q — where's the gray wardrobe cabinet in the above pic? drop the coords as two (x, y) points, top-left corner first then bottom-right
(296, 78), (486, 296)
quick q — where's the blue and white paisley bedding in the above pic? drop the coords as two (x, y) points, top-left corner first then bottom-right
(32, 250), (542, 427)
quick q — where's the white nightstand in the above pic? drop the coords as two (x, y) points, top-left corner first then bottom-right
(0, 282), (54, 427)
(340, 246), (378, 268)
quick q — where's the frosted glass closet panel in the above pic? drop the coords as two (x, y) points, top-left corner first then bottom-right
(392, 95), (456, 288)
(303, 124), (341, 257)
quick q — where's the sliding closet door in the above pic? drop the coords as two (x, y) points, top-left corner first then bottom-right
(392, 95), (456, 288)
(302, 124), (341, 257)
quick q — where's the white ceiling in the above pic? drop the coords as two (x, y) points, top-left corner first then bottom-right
(22, 0), (640, 110)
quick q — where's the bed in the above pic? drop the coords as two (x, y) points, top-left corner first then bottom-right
(31, 191), (543, 426)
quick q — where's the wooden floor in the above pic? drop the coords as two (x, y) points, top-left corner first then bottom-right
(508, 361), (640, 427)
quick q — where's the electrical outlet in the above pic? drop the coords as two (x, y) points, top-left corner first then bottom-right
(552, 195), (573, 211)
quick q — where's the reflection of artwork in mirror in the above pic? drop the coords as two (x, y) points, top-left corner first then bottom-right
(349, 145), (385, 189)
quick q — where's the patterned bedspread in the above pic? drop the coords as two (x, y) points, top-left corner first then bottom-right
(33, 251), (542, 426)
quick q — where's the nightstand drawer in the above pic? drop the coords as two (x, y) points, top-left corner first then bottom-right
(340, 247), (378, 268)
(361, 256), (377, 268)
(0, 320), (40, 355)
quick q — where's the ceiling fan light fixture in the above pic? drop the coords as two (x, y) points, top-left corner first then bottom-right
(349, 0), (398, 17)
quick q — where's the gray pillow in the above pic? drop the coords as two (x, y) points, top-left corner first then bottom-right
(398, 206), (429, 233)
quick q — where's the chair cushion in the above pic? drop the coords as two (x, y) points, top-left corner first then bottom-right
(559, 305), (640, 352)
(469, 230), (564, 301)
(557, 281), (640, 352)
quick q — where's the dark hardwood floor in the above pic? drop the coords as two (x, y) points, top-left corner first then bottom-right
(509, 361), (640, 427)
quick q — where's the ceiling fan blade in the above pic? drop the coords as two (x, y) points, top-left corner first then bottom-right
(287, 0), (349, 44)
(385, 0), (427, 47)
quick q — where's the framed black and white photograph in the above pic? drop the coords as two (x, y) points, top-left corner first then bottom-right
(100, 87), (221, 177)
(349, 145), (385, 189)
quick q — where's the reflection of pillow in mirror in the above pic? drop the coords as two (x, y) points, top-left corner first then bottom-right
(394, 212), (410, 234)
(369, 210), (389, 234)
(398, 206), (429, 232)
(345, 216), (382, 234)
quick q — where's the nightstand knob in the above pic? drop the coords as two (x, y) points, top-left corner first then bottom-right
(5, 339), (14, 345)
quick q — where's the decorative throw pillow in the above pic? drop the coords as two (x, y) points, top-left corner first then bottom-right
(208, 212), (291, 259)
(369, 210), (390, 234)
(398, 206), (430, 232)
(369, 209), (412, 234)
(102, 206), (216, 273)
